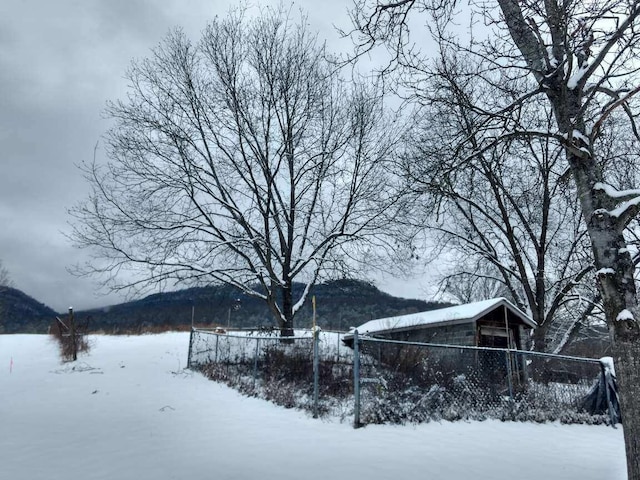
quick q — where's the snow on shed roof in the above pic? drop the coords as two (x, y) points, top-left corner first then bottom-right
(349, 298), (536, 336)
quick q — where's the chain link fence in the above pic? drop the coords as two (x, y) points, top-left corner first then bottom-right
(188, 328), (353, 418)
(352, 333), (618, 427)
(187, 328), (619, 427)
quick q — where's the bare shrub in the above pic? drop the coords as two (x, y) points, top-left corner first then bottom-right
(50, 312), (90, 362)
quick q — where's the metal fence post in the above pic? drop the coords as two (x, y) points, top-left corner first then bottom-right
(253, 337), (260, 383)
(521, 351), (529, 384)
(313, 329), (320, 418)
(353, 330), (361, 428)
(214, 333), (220, 363)
(187, 327), (195, 369)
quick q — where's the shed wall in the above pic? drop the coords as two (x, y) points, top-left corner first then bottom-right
(382, 322), (477, 346)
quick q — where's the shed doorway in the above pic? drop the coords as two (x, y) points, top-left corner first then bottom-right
(477, 324), (524, 387)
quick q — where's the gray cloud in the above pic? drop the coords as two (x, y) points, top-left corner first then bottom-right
(0, 0), (430, 312)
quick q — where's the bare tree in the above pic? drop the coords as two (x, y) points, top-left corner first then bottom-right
(0, 259), (11, 288)
(441, 263), (514, 305)
(346, 0), (640, 476)
(70, 7), (405, 336)
(0, 260), (11, 332)
(401, 57), (597, 354)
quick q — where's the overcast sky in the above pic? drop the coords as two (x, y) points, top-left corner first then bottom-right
(0, 0), (434, 312)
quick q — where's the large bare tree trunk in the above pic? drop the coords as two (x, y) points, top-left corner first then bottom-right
(613, 334), (640, 476)
(531, 327), (548, 353)
(280, 283), (295, 338)
(569, 148), (640, 478)
(266, 284), (296, 338)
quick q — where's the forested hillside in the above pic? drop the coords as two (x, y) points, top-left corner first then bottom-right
(77, 279), (448, 333)
(1, 280), (449, 333)
(0, 286), (58, 333)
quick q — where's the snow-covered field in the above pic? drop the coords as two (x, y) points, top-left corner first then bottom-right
(0, 333), (628, 480)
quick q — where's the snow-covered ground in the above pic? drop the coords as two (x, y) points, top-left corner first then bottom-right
(0, 333), (628, 480)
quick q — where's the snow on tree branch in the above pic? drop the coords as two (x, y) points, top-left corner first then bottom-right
(593, 182), (640, 225)
(593, 183), (640, 201)
(617, 309), (635, 321)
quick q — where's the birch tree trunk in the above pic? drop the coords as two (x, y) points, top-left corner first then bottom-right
(567, 148), (640, 476)
(497, 1), (640, 476)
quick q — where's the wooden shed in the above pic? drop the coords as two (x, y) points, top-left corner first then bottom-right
(343, 297), (536, 349)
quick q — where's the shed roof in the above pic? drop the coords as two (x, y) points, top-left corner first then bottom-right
(348, 297), (536, 337)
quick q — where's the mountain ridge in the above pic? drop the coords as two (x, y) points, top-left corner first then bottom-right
(0, 279), (450, 333)
(0, 286), (58, 333)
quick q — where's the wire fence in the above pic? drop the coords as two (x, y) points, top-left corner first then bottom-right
(188, 327), (352, 418)
(352, 332), (618, 427)
(187, 328), (619, 428)
(188, 327), (348, 367)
